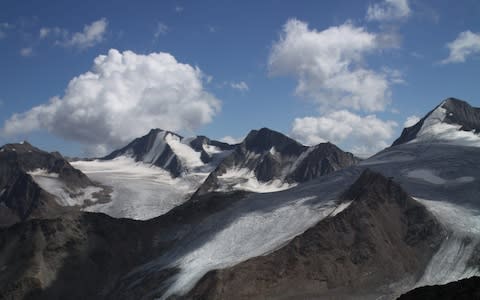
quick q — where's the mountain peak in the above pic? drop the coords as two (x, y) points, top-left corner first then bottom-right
(243, 127), (304, 154)
(392, 98), (480, 147)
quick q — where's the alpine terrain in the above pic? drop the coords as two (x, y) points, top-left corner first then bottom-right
(0, 98), (479, 300)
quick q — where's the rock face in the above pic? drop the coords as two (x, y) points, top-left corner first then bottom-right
(0, 213), (159, 300)
(103, 129), (235, 177)
(397, 276), (480, 300)
(182, 170), (445, 299)
(392, 98), (480, 146)
(0, 142), (93, 226)
(195, 128), (359, 195)
(0, 190), (250, 300)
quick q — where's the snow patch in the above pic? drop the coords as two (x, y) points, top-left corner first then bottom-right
(28, 169), (102, 206)
(160, 196), (339, 299)
(330, 201), (352, 216)
(72, 157), (207, 219)
(410, 105), (480, 147)
(165, 133), (204, 170)
(28, 168), (60, 178)
(406, 169), (475, 185)
(218, 168), (296, 193)
(202, 144), (222, 155)
(415, 198), (480, 286)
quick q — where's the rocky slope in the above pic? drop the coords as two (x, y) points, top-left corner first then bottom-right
(0, 142), (97, 226)
(181, 170), (445, 299)
(0, 190), (250, 300)
(195, 127), (359, 195)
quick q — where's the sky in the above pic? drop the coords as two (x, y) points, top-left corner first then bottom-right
(0, 0), (479, 157)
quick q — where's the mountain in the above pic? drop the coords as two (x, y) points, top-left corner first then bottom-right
(180, 170), (445, 299)
(71, 128), (357, 220)
(398, 276), (480, 300)
(0, 142), (102, 227)
(195, 127), (359, 195)
(392, 98), (480, 146)
(103, 128), (235, 177)
(1, 98), (479, 300)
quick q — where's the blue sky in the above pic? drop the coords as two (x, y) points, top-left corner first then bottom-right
(0, 0), (479, 157)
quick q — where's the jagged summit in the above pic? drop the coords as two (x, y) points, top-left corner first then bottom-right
(194, 128), (359, 195)
(392, 98), (480, 147)
(242, 127), (305, 155)
(103, 128), (235, 177)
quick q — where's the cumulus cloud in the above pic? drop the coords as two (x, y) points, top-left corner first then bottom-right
(291, 110), (397, 157)
(268, 19), (393, 112)
(366, 0), (411, 21)
(404, 115), (420, 127)
(20, 47), (33, 57)
(63, 18), (107, 48)
(230, 81), (249, 91)
(441, 30), (480, 64)
(2, 49), (221, 155)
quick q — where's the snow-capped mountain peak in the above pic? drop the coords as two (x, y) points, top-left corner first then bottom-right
(103, 128), (235, 177)
(393, 98), (480, 147)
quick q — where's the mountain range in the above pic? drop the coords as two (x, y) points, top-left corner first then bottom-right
(0, 97), (479, 299)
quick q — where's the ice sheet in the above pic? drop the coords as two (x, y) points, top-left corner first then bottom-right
(72, 157), (205, 219)
(159, 197), (340, 298)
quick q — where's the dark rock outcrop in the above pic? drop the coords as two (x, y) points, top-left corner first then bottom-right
(0, 142), (93, 226)
(0, 213), (159, 300)
(181, 170), (445, 299)
(196, 128), (359, 195)
(397, 276), (480, 300)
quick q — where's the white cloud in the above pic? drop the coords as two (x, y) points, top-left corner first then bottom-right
(268, 19), (393, 112)
(221, 136), (243, 144)
(404, 115), (420, 127)
(441, 30), (480, 64)
(154, 22), (169, 38)
(175, 5), (184, 13)
(0, 22), (14, 39)
(20, 47), (33, 57)
(39, 26), (68, 40)
(63, 18), (108, 49)
(230, 81), (249, 91)
(39, 27), (50, 39)
(291, 110), (397, 157)
(366, 0), (411, 21)
(2, 49), (221, 156)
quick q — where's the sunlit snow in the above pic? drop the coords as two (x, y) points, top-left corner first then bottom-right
(217, 167), (296, 193)
(72, 157), (204, 220)
(28, 168), (102, 206)
(415, 198), (480, 286)
(409, 105), (480, 147)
